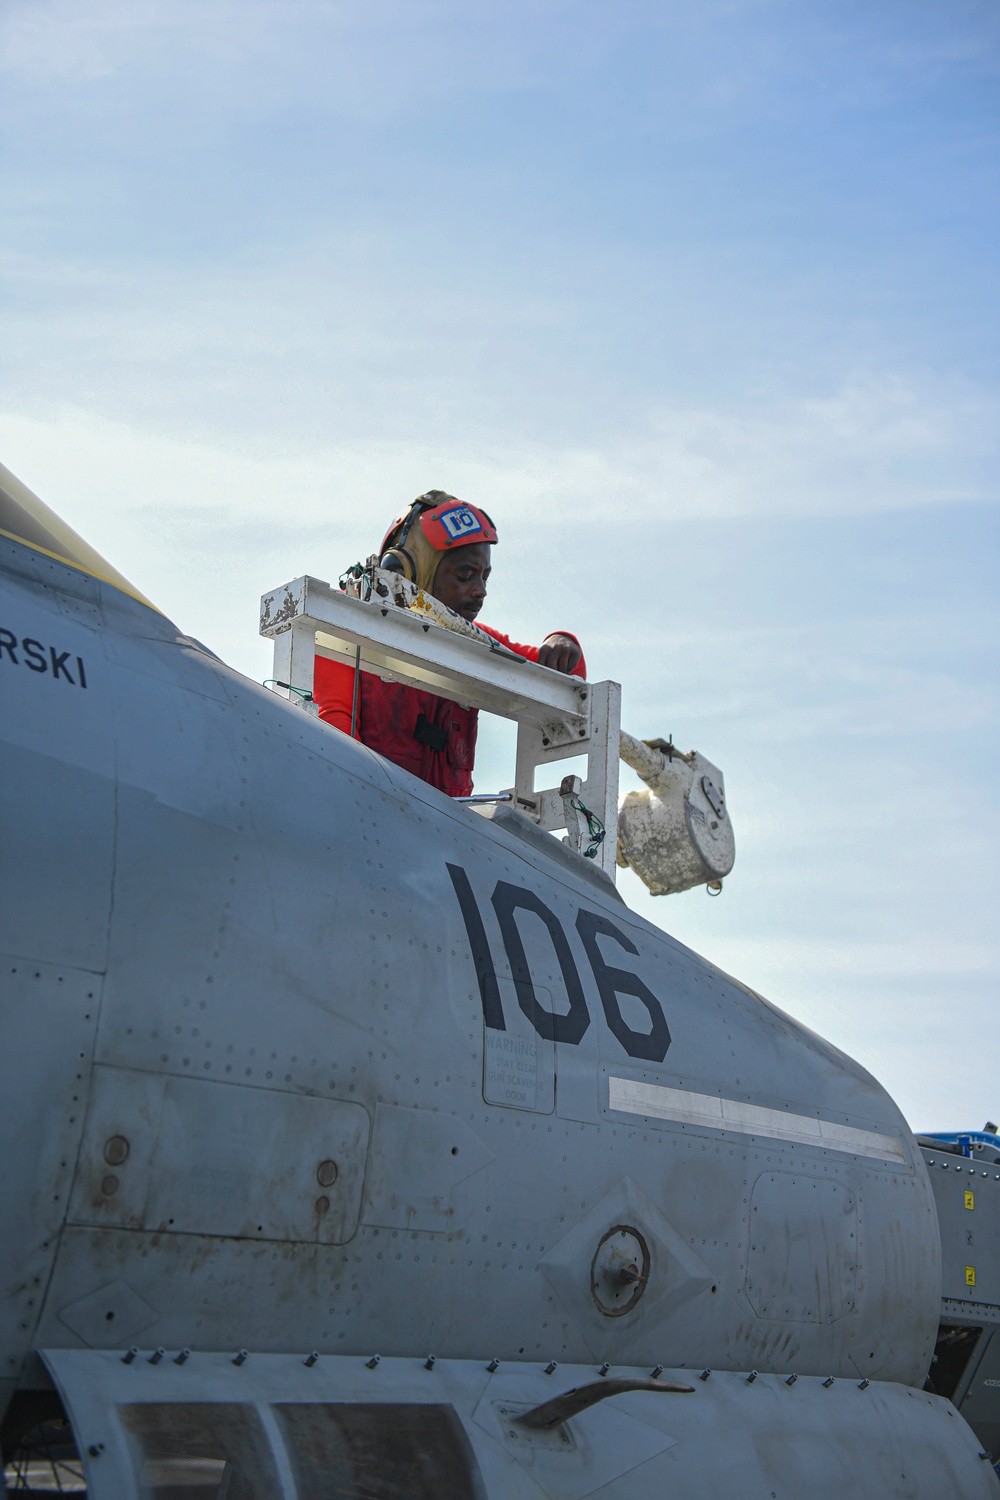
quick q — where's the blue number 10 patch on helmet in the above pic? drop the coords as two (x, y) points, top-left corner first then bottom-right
(439, 506), (483, 541)
(420, 499), (498, 550)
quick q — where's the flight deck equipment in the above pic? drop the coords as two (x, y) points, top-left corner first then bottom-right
(260, 565), (735, 893)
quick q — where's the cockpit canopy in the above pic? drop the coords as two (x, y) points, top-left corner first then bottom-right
(0, 460), (155, 610)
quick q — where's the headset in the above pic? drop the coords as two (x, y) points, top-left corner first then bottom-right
(379, 491), (497, 581)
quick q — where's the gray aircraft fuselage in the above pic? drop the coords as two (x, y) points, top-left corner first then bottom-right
(1, 513), (996, 1498)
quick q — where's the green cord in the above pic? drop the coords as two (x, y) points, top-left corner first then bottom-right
(263, 678), (314, 703)
(568, 796), (606, 859)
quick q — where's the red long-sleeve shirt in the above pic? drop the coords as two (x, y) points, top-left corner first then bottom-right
(314, 625), (585, 797)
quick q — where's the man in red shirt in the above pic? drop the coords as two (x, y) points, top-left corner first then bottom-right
(313, 491), (586, 797)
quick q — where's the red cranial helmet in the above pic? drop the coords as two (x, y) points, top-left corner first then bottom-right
(379, 491), (497, 592)
(418, 497), (497, 550)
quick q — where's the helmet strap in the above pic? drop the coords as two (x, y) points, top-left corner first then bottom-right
(392, 499), (429, 553)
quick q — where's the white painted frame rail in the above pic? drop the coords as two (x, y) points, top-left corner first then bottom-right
(260, 574), (621, 877)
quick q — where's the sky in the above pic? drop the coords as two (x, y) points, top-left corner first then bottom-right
(2, 0), (998, 1131)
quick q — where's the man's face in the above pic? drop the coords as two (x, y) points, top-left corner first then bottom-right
(431, 542), (491, 622)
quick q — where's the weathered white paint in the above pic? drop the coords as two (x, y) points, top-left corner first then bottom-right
(617, 738), (736, 896)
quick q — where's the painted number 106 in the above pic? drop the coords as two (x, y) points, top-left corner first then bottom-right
(447, 864), (671, 1063)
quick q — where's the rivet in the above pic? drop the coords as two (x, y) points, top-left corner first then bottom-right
(545, 1361), (558, 1375)
(700, 1369), (712, 1381)
(366, 1355), (381, 1369)
(598, 1363), (610, 1376)
(746, 1370), (758, 1383)
(100, 1175), (119, 1197)
(486, 1358), (499, 1372)
(174, 1349), (190, 1365)
(304, 1352), (319, 1367)
(424, 1355), (436, 1370)
(121, 1348), (138, 1365)
(148, 1349), (164, 1365)
(823, 1377), (835, 1388)
(785, 1373), (798, 1386)
(103, 1136), (130, 1166)
(317, 1160), (338, 1188)
(233, 1350), (248, 1366)
(315, 1196), (331, 1216)
(858, 1379), (870, 1390)
(651, 1365), (664, 1379)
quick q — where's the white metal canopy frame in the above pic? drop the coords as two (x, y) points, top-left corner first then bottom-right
(259, 568), (735, 891)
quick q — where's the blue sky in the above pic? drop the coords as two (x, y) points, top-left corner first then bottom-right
(2, 0), (997, 1128)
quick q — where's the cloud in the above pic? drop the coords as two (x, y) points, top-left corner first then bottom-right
(672, 930), (998, 1129)
(644, 625), (999, 743)
(1, 0), (269, 82)
(2, 391), (998, 696)
(502, 377), (999, 524)
(0, 0), (604, 120)
(705, 935), (998, 985)
(7, 0), (995, 129)
(3, 330), (996, 540)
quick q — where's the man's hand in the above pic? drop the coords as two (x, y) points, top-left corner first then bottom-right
(537, 633), (582, 675)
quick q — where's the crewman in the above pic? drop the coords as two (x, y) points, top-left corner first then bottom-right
(313, 491), (585, 796)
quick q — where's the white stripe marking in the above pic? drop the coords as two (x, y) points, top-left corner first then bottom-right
(608, 1077), (906, 1164)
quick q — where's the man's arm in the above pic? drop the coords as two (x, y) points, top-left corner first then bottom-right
(479, 626), (586, 679)
(536, 633), (582, 675)
(315, 629), (584, 738)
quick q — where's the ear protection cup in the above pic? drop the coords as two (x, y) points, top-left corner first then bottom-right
(379, 496), (438, 560)
(379, 547), (416, 579)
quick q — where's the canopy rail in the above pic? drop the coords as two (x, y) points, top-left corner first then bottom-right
(260, 569), (735, 892)
(260, 571), (620, 876)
